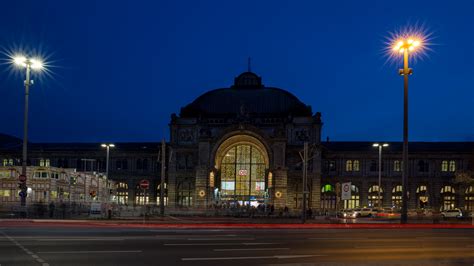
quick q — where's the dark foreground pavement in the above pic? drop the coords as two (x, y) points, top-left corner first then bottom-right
(0, 222), (473, 266)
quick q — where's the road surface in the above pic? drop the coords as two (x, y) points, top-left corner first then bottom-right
(0, 224), (473, 265)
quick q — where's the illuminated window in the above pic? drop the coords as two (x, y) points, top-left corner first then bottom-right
(416, 185), (429, 209)
(394, 160), (401, 172)
(465, 186), (474, 211)
(440, 185), (455, 210)
(448, 160), (456, 172)
(353, 160), (360, 171)
(392, 185), (403, 207)
(117, 191), (128, 205)
(343, 185), (359, 209)
(135, 190), (149, 205)
(117, 182), (128, 189)
(321, 184), (335, 210)
(2, 159), (14, 166)
(368, 185), (383, 207)
(39, 159), (45, 167)
(220, 144), (266, 201)
(345, 160), (353, 172)
(157, 183), (168, 206)
(45, 159), (50, 167)
(441, 161), (448, 172)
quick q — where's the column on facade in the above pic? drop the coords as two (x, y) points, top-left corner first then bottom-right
(273, 168), (288, 209)
(194, 167), (208, 209)
(360, 180), (368, 208)
(458, 184), (466, 210)
(127, 179), (134, 206)
(167, 152), (177, 209)
(408, 182), (417, 209)
(309, 172), (321, 211)
(383, 181), (392, 207)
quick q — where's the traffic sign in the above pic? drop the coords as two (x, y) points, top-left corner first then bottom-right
(18, 174), (27, 182)
(19, 191), (27, 198)
(341, 182), (352, 200)
(139, 179), (150, 190)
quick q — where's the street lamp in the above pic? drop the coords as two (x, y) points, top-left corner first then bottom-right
(12, 55), (44, 207)
(390, 34), (424, 223)
(101, 144), (115, 203)
(373, 143), (389, 208)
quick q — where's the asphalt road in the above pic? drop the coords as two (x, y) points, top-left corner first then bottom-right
(0, 225), (473, 266)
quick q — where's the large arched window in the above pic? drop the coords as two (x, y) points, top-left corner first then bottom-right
(440, 185), (456, 210)
(416, 185), (429, 209)
(392, 185), (403, 208)
(220, 144), (266, 204)
(465, 186), (474, 212)
(343, 185), (360, 209)
(157, 183), (168, 206)
(368, 185), (383, 207)
(321, 184), (336, 210)
(177, 179), (193, 207)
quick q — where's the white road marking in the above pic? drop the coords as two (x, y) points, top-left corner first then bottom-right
(36, 238), (125, 241)
(0, 231), (49, 265)
(308, 237), (368, 240)
(37, 250), (142, 254)
(182, 255), (325, 261)
(416, 237), (472, 240)
(165, 242), (279, 246)
(187, 238), (254, 241)
(214, 248), (289, 251)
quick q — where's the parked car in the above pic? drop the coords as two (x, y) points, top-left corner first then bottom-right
(338, 209), (357, 218)
(441, 209), (463, 219)
(352, 207), (377, 218)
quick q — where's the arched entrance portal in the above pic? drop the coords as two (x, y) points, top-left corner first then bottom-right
(214, 135), (270, 207)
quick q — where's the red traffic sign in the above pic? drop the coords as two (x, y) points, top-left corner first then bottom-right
(18, 174), (27, 182)
(139, 179), (150, 190)
(343, 183), (350, 192)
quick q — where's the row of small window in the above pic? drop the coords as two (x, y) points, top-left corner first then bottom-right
(3, 158), (53, 167)
(33, 171), (60, 179)
(326, 160), (457, 172)
(115, 182), (168, 190)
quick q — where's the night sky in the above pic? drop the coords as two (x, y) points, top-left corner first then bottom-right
(0, 0), (473, 143)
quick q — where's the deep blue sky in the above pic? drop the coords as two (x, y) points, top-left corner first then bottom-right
(1, 0), (473, 142)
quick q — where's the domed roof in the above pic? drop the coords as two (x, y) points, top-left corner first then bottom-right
(179, 72), (312, 118)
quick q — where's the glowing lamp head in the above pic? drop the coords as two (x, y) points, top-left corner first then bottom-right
(12, 55), (45, 71)
(13, 56), (27, 67)
(30, 58), (43, 70)
(391, 36), (423, 55)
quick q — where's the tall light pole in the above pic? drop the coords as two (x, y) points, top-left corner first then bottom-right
(101, 144), (115, 202)
(12, 55), (44, 207)
(391, 36), (423, 223)
(373, 143), (389, 208)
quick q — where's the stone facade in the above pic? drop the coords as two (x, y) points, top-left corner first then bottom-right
(0, 72), (473, 213)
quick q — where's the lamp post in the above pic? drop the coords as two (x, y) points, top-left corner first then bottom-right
(12, 55), (44, 207)
(101, 144), (115, 202)
(373, 143), (389, 208)
(392, 37), (422, 223)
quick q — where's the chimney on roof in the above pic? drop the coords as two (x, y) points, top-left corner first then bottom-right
(326, 137), (330, 142)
